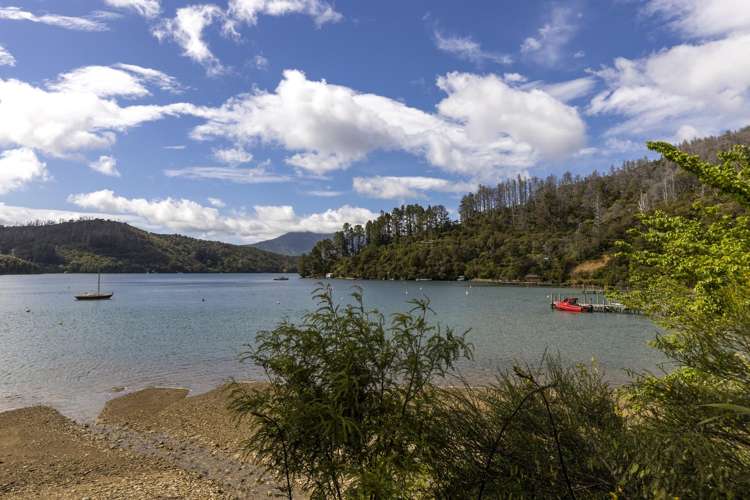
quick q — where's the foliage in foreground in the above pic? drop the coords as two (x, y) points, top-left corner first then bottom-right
(233, 142), (750, 498)
(426, 359), (632, 499)
(229, 286), (471, 498)
(617, 141), (750, 496)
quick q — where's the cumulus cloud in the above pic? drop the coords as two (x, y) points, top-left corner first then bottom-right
(353, 176), (477, 199)
(213, 146), (253, 164)
(0, 45), (15, 66)
(89, 155), (121, 177)
(164, 165), (290, 184)
(152, 4), (227, 76)
(0, 6), (108, 31)
(0, 148), (49, 194)
(67, 189), (377, 242)
(0, 203), (132, 228)
(104, 0), (161, 19)
(643, 0), (750, 38)
(0, 64), (196, 157)
(520, 6), (579, 67)
(189, 69), (586, 179)
(207, 197), (225, 207)
(227, 0), (342, 27)
(435, 72), (586, 162)
(588, 33), (750, 139)
(433, 29), (512, 65)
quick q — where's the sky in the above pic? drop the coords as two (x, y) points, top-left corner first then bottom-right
(1, 0), (749, 243)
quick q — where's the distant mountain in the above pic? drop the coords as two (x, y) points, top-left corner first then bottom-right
(0, 219), (295, 274)
(251, 231), (333, 256)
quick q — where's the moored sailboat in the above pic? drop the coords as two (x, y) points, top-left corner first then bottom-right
(75, 272), (113, 301)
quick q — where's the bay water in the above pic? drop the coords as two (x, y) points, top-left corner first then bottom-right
(0, 273), (663, 420)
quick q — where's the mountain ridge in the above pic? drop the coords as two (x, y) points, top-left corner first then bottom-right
(250, 231), (333, 256)
(0, 219), (295, 274)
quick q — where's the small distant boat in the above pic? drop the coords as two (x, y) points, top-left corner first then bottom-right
(552, 297), (592, 313)
(273, 276), (289, 281)
(75, 272), (113, 301)
(415, 278), (432, 281)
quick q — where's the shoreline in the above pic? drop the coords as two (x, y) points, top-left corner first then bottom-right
(0, 383), (287, 499)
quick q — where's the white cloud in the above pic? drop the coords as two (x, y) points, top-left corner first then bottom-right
(89, 155), (121, 177)
(213, 146), (253, 164)
(520, 7), (579, 66)
(353, 176), (477, 199)
(164, 145), (186, 150)
(0, 45), (15, 67)
(207, 197), (225, 207)
(155, 1), (340, 74)
(253, 54), (269, 70)
(0, 148), (49, 194)
(164, 165), (290, 184)
(643, 0), (750, 38)
(0, 203), (121, 226)
(67, 189), (376, 242)
(0, 6), (108, 31)
(190, 69), (585, 179)
(573, 50), (585, 58)
(503, 73), (527, 83)
(588, 33), (750, 139)
(104, 0), (161, 19)
(306, 189), (343, 197)
(113, 64), (183, 93)
(435, 72), (586, 162)
(227, 0), (342, 27)
(49, 64), (182, 97)
(433, 29), (512, 65)
(0, 64), (197, 157)
(152, 4), (227, 76)
(541, 77), (597, 102)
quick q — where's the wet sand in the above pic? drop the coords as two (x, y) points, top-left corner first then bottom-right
(0, 383), (289, 499)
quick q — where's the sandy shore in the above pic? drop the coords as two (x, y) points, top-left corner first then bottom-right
(0, 383), (290, 499)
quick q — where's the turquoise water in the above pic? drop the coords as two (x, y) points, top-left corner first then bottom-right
(0, 274), (663, 420)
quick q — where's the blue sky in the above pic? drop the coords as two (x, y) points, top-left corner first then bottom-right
(0, 0), (749, 242)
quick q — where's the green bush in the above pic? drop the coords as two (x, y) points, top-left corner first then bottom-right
(229, 285), (471, 499)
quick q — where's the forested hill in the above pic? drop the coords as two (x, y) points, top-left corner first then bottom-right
(299, 127), (750, 286)
(0, 219), (295, 274)
(250, 231), (333, 256)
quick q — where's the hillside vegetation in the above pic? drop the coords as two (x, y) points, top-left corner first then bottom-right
(0, 219), (294, 274)
(300, 127), (750, 286)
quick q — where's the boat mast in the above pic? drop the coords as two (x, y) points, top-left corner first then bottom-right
(97, 272), (101, 294)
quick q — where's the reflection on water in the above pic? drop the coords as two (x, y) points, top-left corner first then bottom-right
(0, 274), (662, 420)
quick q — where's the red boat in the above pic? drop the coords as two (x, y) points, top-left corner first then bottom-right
(552, 297), (593, 313)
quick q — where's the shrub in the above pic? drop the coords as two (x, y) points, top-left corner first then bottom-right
(229, 285), (471, 499)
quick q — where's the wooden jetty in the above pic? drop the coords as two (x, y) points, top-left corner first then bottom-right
(550, 289), (640, 314)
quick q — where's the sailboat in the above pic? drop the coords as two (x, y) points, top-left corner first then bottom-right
(75, 272), (113, 301)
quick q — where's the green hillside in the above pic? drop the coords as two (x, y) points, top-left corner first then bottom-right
(300, 128), (750, 286)
(0, 219), (295, 274)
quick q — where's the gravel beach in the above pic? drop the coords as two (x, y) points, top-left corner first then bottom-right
(0, 383), (291, 499)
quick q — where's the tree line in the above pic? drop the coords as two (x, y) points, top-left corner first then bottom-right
(300, 127), (750, 285)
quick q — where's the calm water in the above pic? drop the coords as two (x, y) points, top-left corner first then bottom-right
(0, 274), (663, 421)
